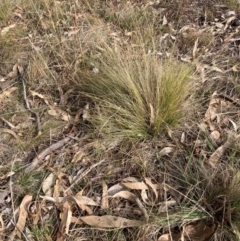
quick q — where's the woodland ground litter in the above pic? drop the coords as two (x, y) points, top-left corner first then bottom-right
(1, 0), (240, 240)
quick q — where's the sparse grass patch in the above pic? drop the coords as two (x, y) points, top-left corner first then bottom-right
(14, 169), (44, 198)
(77, 43), (193, 143)
(225, 0), (239, 10)
(167, 154), (240, 240)
(0, 0), (18, 21)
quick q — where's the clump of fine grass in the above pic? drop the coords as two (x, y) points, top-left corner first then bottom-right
(78, 43), (193, 142)
(168, 155), (240, 241)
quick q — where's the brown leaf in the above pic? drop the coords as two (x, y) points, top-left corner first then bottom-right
(210, 130), (220, 141)
(80, 215), (145, 228)
(141, 189), (154, 206)
(112, 190), (136, 202)
(145, 178), (159, 201)
(28, 201), (41, 225)
(183, 220), (216, 241)
(207, 133), (238, 168)
(149, 103), (155, 126)
(66, 195), (96, 215)
(0, 171), (15, 180)
(101, 181), (109, 210)
(14, 195), (32, 238)
(0, 87), (18, 100)
(48, 107), (71, 121)
(121, 181), (148, 190)
(158, 147), (174, 157)
(57, 201), (72, 241)
(1, 24), (16, 36)
(53, 178), (61, 198)
(158, 232), (181, 241)
(29, 90), (50, 105)
(158, 200), (177, 213)
(68, 195), (99, 206)
(42, 173), (55, 196)
(82, 103), (90, 122)
(71, 150), (86, 163)
(193, 38), (199, 59)
(113, 191), (148, 220)
(108, 183), (125, 196)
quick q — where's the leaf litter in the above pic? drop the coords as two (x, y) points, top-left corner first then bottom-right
(1, 0), (240, 240)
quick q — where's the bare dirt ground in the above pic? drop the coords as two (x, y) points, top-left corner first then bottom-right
(1, 1), (240, 240)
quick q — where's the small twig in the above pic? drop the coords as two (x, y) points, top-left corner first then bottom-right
(18, 67), (42, 135)
(10, 155), (17, 224)
(25, 135), (74, 172)
(65, 159), (106, 193)
(214, 93), (240, 108)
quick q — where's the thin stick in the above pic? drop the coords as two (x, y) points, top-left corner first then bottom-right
(65, 159), (106, 193)
(18, 67), (42, 135)
(25, 135), (73, 172)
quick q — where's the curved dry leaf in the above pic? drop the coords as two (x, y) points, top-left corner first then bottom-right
(1, 117), (16, 129)
(112, 191), (148, 220)
(28, 201), (41, 225)
(58, 201), (72, 240)
(181, 132), (186, 143)
(183, 220), (216, 241)
(42, 173), (55, 196)
(112, 190), (136, 202)
(158, 147), (174, 157)
(82, 103), (90, 122)
(1, 24), (16, 35)
(158, 200), (177, 213)
(0, 171), (15, 181)
(0, 87), (18, 100)
(193, 38), (199, 59)
(210, 130), (220, 141)
(158, 233), (181, 241)
(207, 133), (237, 168)
(53, 178), (61, 198)
(122, 177), (140, 182)
(135, 197), (149, 221)
(224, 16), (237, 30)
(121, 181), (148, 190)
(77, 203), (93, 215)
(69, 195), (99, 206)
(71, 150), (86, 163)
(14, 195), (32, 239)
(162, 15), (168, 26)
(29, 90), (50, 105)
(71, 216), (83, 225)
(48, 107), (71, 121)
(141, 190), (155, 206)
(0, 128), (19, 139)
(108, 183), (125, 196)
(149, 103), (155, 125)
(101, 181), (109, 210)
(40, 195), (63, 203)
(80, 215), (145, 228)
(229, 118), (238, 131)
(145, 178), (158, 201)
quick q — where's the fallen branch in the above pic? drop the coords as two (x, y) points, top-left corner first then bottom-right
(25, 135), (73, 172)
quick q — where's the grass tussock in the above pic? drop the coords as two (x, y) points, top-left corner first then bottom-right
(78, 43), (193, 142)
